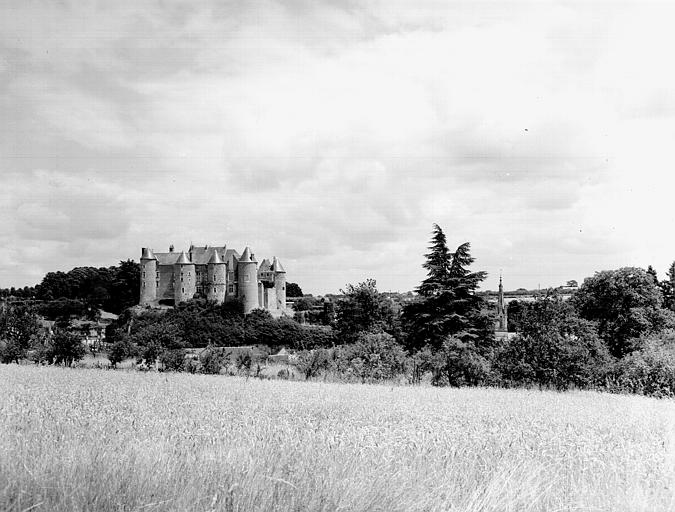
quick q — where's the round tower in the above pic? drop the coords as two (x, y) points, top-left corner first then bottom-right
(173, 251), (196, 305)
(237, 247), (259, 314)
(272, 256), (286, 311)
(140, 248), (157, 306)
(207, 250), (226, 304)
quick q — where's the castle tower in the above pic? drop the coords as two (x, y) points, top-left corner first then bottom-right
(174, 251), (196, 304)
(140, 248), (157, 305)
(206, 250), (226, 304)
(271, 256), (286, 311)
(496, 274), (507, 331)
(237, 247), (259, 314)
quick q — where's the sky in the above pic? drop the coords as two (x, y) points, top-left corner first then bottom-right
(1, 0), (675, 295)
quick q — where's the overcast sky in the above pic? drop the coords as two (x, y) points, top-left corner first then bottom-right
(2, 1), (675, 294)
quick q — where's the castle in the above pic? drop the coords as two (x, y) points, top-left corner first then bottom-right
(139, 244), (287, 315)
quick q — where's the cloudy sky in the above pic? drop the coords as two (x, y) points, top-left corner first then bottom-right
(1, 1), (675, 294)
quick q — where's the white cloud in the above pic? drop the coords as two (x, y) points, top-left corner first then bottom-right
(2, 1), (675, 292)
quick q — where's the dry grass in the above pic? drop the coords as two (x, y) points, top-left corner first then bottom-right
(1, 365), (674, 512)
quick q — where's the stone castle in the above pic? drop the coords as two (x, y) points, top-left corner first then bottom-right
(139, 244), (286, 315)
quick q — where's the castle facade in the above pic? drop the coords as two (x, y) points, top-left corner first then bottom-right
(140, 244), (286, 315)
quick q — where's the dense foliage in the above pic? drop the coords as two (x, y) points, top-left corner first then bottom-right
(4, 226), (675, 399)
(573, 267), (675, 357)
(334, 279), (400, 343)
(402, 224), (492, 351)
(104, 299), (336, 368)
(286, 282), (303, 297)
(34, 260), (140, 314)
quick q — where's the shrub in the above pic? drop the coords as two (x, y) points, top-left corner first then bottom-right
(435, 337), (492, 387)
(49, 329), (86, 367)
(200, 346), (227, 374)
(336, 332), (407, 383)
(296, 349), (332, 380)
(606, 332), (675, 397)
(159, 349), (187, 372)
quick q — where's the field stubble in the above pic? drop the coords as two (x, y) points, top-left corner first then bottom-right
(1, 365), (674, 511)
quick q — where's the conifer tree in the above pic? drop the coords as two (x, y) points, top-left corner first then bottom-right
(417, 224), (452, 296)
(402, 225), (491, 351)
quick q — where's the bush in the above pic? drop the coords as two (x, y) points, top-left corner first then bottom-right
(199, 346), (227, 374)
(49, 329), (86, 367)
(606, 332), (675, 397)
(336, 332), (407, 383)
(296, 349), (332, 380)
(435, 337), (492, 387)
(159, 349), (187, 371)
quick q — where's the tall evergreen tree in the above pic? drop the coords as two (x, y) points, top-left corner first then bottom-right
(402, 225), (491, 351)
(417, 223), (452, 296)
(660, 261), (675, 312)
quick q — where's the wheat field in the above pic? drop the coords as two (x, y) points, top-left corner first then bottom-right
(1, 365), (674, 512)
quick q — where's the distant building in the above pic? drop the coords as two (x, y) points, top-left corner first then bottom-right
(139, 244), (287, 315)
(495, 275), (508, 332)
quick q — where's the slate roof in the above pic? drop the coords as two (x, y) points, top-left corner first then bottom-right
(271, 256), (285, 273)
(239, 247), (252, 263)
(155, 246), (240, 266)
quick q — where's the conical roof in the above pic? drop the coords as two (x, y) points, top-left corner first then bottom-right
(239, 246), (252, 263)
(208, 251), (224, 264)
(175, 251), (192, 264)
(141, 247), (157, 260)
(271, 256), (285, 273)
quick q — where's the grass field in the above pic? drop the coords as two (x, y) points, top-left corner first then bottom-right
(1, 365), (674, 511)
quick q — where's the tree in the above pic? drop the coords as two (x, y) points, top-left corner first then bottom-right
(35, 261), (140, 314)
(334, 279), (399, 343)
(293, 296), (320, 312)
(496, 293), (611, 389)
(436, 337), (492, 387)
(573, 267), (675, 357)
(49, 328), (86, 366)
(402, 224), (490, 351)
(130, 322), (185, 365)
(336, 332), (408, 383)
(286, 282), (303, 297)
(0, 305), (42, 363)
(660, 261), (675, 312)
(417, 223), (452, 297)
(506, 300), (526, 333)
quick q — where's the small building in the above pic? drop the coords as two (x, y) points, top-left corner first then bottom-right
(268, 348), (291, 364)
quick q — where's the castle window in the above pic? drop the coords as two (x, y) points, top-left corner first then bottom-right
(182, 287), (185, 293)
(244, 273), (250, 282)
(228, 285), (234, 293)
(142, 272), (146, 277)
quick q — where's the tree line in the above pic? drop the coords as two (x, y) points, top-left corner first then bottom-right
(3, 224), (675, 397)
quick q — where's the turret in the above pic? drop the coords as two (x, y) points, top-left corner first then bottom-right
(271, 256), (286, 311)
(174, 251), (196, 304)
(237, 247), (259, 314)
(140, 248), (157, 305)
(207, 250), (226, 304)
